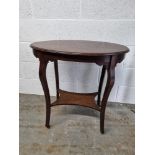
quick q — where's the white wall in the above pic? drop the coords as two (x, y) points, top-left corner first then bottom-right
(19, 0), (135, 104)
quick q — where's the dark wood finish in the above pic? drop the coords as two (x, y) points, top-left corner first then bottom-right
(38, 57), (51, 128)
(100, 56), (117, 134)
(51, 89), (100, 111)
(97, 65), (106, 106)
(30, 40), (129, 134)
(54, 60), (59, 99)
(31, 40), (129, 56)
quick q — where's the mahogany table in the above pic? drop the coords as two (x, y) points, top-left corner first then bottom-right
(30, 40), (129, 134)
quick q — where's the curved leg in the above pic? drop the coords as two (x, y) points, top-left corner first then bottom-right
(97, 65), (106, 106)
(39, 58), (51, 128)
(54, 60), (59, 99)
(100, 56), (117, 134)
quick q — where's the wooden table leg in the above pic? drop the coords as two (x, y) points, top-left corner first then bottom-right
(100, 56), (117, 134)
(39, 58), (51, 128)
(97, 65), (106, 106)
(54, 60), (59, 99)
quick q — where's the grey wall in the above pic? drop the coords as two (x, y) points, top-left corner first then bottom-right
(19, 0), (135, 104)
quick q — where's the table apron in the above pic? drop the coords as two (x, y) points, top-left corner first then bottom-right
(33, 50), (118, 66)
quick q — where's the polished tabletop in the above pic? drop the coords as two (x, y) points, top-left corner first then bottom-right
(30, 40), (129, 56)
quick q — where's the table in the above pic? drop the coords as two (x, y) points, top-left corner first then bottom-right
(30, 40), (129, 134)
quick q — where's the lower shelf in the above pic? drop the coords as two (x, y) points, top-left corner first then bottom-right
(51, 89), (101, 111)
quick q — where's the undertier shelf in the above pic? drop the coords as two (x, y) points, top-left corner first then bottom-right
(51, 89), (101, 111)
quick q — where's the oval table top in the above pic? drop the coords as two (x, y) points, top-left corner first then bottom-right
(30, 40), (129, 56)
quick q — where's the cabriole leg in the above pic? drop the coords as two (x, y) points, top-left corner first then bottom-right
(39, 58), (51, 128)
(100, 56), (117, 134)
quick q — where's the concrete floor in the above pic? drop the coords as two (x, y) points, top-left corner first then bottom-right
(19, 94), (135, 155)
